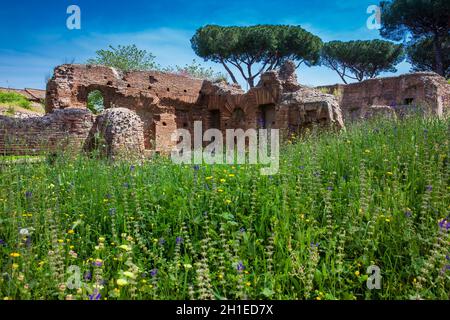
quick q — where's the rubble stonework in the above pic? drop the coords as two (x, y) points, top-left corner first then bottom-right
(85, 107), (145, 159)
(318, 72), (450, 122)
(1, 61), (449, 158)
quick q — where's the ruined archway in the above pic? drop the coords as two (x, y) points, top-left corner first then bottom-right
(87, 89), (104, 114)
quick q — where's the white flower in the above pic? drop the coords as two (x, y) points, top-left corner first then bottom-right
(19, 228), (29, 236)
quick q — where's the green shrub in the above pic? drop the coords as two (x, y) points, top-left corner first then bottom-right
(0, 91), (31, 109)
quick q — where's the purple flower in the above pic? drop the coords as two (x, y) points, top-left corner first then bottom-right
(239, 227), (246, 233)
(159, 238), (166, 246)
(440, 265), (450, 275)
(0, 239), (5, 246)
(88, 289), (101, 300)
(237, 261), (245, 272)
(105, 193), (112, 199)
(25, 191), (32, 199)
(83, 271), (92, 281)
(405, 210), (412, 218)
(426, 185), (433, 192)
(438, 218), (449, 231)
(310, 242), (320, 248)
(446, 255), (449, 261)
(327, 186), (333, 191)
(92, 260), (103, 267)
(176, 237), (183, 244)
(130, 165), (136, 172)
(193, 165), (200, 171)
(150, 268), (158, 277)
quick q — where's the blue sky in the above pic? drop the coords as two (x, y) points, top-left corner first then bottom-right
(0, 0), (411, 90)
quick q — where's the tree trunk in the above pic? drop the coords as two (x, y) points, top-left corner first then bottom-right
(220, 60), (239, 85)
(432, 34), (444, 76)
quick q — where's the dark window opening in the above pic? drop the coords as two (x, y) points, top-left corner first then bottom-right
(162, 122), (167, 126)
(259, 104), (276, 129)
(127, 84), (131, 88)
(183, 122), (188, 128)
(107, 81), (113, 86)
(404, 98), (414, 105)
(167, 88), (170, 92)
(184, 89), (187, 93)
(209, 110), (221, 130)
(149, 76), (158, 84)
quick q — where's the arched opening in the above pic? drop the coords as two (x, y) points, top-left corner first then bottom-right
(87, 90), (104, 114)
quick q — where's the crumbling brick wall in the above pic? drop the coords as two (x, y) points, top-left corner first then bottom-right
(43, 62), (344, 155)
(318, 72), (450, 122)
(0, 108), (94, 155)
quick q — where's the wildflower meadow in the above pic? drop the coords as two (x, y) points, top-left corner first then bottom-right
(0, 116), (449, 300)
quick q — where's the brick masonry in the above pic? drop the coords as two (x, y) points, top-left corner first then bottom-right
(1, 61), (449, 158)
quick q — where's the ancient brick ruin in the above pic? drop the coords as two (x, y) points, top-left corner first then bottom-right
(318, 72), (450, 122)
(0, 61), (449, 158)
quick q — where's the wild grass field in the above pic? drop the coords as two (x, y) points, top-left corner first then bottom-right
(0, 116), (449, 300)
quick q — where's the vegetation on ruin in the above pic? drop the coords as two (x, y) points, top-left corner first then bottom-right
(0, 115), (448, 300)
(320, 40), (405, 83)
(86, 45), (160, 72)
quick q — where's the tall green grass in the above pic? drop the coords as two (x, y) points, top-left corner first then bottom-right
(0, 92), (31, 109)
(0, 115), (448, 300)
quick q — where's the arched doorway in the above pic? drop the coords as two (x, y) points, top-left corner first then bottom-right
(87, 90), (104, 114)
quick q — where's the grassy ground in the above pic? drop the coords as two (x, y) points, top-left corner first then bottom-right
(0, 91), (45, 116)
(0, 116), (448, 300)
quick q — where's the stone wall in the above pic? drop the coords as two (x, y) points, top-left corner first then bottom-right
(318, 72), (450, 122)
(43, 62), (344, 155)
(0, 108), (94, 155)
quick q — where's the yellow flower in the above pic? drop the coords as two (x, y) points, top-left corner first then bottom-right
(99, 237), (105, 243)
(217, 189), (224, 193)
(228, 174), (235, 177)
(12, 263), (19, 269)
(364, 149), (371, 154)
(245, 282), (251, 287)
(10, 252), (20, 258)
(117, 279), (128, 286)
(316, 296), (322, 300)
(206, 176), (213, 180)
(119, 245), (131, 251)
(386, 172), (393, 176)
(220, 179), (226, 183)
(355, 271), (360, 276)
(218, 274), (223, 279)
(67, 230), (75, 235)
(385, 218), (391, 223)
(123, 271), (136, 279)
(225, 199), (232, 204)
